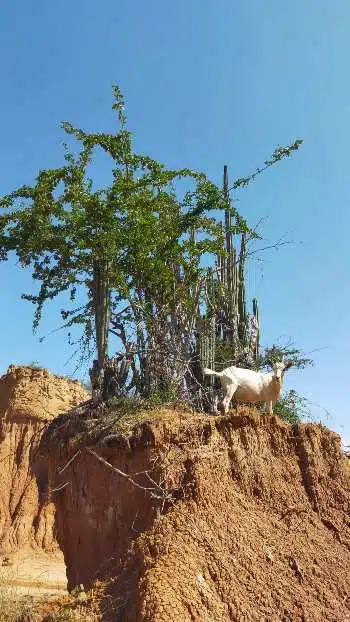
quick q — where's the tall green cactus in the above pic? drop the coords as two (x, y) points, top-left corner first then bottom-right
(198, 165), (260, 375)
(251, 297), (260, 359)
(237, 232), (248, 345)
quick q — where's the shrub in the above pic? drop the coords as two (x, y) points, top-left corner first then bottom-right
(273, 389), (311, 425)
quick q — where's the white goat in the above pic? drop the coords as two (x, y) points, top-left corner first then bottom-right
(203, 359), (292, 415)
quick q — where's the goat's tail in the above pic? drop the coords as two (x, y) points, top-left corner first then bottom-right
(203, 367), (222, 377)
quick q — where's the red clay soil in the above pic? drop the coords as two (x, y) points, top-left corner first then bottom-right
(39, 406), (350, 622)
(0, 364), (88, 553)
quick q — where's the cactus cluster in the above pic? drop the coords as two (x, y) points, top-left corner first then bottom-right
(198, 165), (260, 377)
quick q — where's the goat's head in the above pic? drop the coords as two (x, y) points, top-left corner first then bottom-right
(272, 361), (285, 382)
(271, 358), (293, 382)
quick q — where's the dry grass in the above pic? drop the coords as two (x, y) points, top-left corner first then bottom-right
(0, 568), (35, 621)
(0, 569), (100, 621)
(37, 599), (101, 621)
(0, 585), (31, 621)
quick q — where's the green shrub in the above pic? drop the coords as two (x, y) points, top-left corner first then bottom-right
(273, 389), (311, 424)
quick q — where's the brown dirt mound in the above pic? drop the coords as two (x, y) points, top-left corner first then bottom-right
(0, 364), (88, 553)
(39, 405), (350, 621)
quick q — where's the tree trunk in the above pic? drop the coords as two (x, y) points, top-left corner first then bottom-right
(90, 260), (111, 394)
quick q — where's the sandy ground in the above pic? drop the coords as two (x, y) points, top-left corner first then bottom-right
(0, 548), (67, 598)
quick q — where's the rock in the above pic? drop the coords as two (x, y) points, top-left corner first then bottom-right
(0, 365), (88, 554)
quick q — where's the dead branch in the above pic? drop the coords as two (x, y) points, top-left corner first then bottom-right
(51, 481), (72, 493)
(86, 447), (175, 505)
(58, 449), (82, 474)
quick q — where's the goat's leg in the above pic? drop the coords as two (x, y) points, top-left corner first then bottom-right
(221, 383), (237, 415)
(212, 394), (220, 415)
(266, 401), (273, 415)
(231, 396), (238, 413)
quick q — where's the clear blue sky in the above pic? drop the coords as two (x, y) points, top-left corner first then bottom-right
(0, 1), (349, 442)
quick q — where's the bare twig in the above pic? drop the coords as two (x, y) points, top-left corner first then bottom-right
(58, 449), (81, 474)
(51, 481), (72, 493)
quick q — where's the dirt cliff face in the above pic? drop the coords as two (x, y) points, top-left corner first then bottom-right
(40, 406), (350, 622)
(0, 364), (88, 553)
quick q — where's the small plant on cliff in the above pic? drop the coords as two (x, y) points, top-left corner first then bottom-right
(273, 389), (311, 424)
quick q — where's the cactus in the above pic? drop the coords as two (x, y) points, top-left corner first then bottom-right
(251, 297), (260, 359)
(197, 165), (260, 380)
(237, 232), (248, 345)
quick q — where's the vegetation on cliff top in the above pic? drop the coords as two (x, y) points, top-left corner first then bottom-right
(0, 85), (310, 421)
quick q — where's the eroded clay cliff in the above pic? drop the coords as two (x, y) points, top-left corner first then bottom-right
(39, 404), (350, 622)
(0, 364), (88, 553)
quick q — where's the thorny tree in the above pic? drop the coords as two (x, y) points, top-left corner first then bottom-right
(0, 86), (302, 404)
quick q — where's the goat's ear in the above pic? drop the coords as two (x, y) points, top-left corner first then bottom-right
(284, 360), (293, 370)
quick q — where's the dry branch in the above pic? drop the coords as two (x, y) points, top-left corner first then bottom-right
(86, 447), (176, 507)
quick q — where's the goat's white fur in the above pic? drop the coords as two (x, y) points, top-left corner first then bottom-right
(203, 360), (290, 415)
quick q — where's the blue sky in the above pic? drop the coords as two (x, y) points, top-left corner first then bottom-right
(0, 1), (349, 441)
